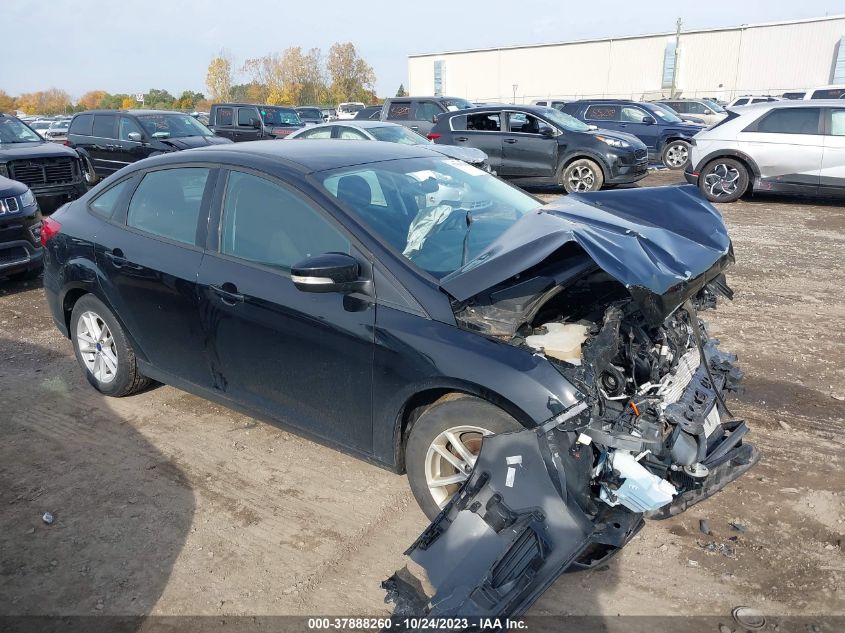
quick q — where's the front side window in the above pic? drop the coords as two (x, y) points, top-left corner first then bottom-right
(585, 105), (619, 121)
(92, 114), (116, 138)
(127, 168), (210, 245)
(237, 107), (260, 126)
(136, 114), (213, 138)
(0, 116), (43, 143)
(751, 108), (821, 135)
(831, 109), (845, 136)
(119, 117), (144, 141)
(387, 102), (411, 120)
(733, 99), (749, 106)
(621, 106), (648, 123)
(466, 112), (501, 131)
(415, 101), (442, 122)
(221, 171), (349, 270)
(507, 112), (543, 134)
(319, 157), (539, 277)
(686, 102), (707, 114)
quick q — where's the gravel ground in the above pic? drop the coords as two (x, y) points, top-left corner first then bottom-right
(0, 171), (842, 623)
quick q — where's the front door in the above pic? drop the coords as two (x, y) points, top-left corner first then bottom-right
(235, 107), (264, 142)
(499, 111), (557, 177)
(93, 166), (215, 386)
(411, 100), (443, 136)
(196, 169), (375, 452)
(820, 107), (845, 195)
(618, 105), (660, 150)
(113, 116), (155, 168)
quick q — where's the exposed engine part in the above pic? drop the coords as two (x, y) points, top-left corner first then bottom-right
(683, 463), (710, 478)
(525, 322), (590, 364)
(600, 450), (677, 513)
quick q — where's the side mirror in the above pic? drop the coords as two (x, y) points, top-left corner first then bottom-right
(641, 115), (656, 125)
(127, 132), (143, 142)
(291, 253), (367, 294)
(251, 118), (262, 129)
(538, 126), (555, 138)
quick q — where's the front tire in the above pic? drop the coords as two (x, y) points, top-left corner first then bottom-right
(70, 294), (150, 397)
(560, 158), (604, 193)
(661, 140), (691, 169)
(698, 158), (749, 203)
(405, 394), (522, 520)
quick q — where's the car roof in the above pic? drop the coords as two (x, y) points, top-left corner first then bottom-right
(309, 120), (400, 129)
(438, 104), (560, 116)
(730, 99), (845, 111)
(163, 138), (441, 173)
(212, 103), (295, 109)
(72, 109), (191, 116)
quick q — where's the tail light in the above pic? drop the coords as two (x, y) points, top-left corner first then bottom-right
(40, 216), (62, 247)
(427, 132), (441, 141)
(63, 140), (71, 146)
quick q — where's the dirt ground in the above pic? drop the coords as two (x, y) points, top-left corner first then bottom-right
(0, 172), (843, 624)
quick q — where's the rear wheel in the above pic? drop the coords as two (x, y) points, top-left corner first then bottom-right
(70, 294), (150, 397)
(560, 158), (604, 193)
(661, 140), (691, 169)
(405, 394), (522, 520)
(698, 158), (749, 203)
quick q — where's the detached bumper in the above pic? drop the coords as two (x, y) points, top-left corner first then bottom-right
(684, 164), (699, 185)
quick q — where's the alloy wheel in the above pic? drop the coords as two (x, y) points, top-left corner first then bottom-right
(703, 163), (741, 199)
(424, 425), (493, 508)
(567, 165), (596, 191)
(76, 311), (118, 384)
(665, 143), (689, 168)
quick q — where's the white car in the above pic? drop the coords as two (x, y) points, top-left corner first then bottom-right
(684, 100), (845, 202)
(335, 102), (365, 120)
(803, 85), (845, 100)
(655, 98), (728, 126)
(726, 96), (780, 108)
(43, 119), (71, 142)
(27, 119), (53, 138)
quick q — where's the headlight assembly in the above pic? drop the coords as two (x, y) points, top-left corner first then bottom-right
(595, 135), (631, 149)
(20, 189), (37, 208)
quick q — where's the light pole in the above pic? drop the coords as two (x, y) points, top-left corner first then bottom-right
(512, 84), (518, 104)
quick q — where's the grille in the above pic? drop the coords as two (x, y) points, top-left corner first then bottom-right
(9, 158), (76, 187)
(0, 196), (19, 214)
(0, 246), (28, 264)
(634, 149), (648, 161)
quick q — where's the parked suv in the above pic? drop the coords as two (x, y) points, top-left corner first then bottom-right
(209, 103), (303, 142)
(380, 96), (475, 136)
(654, 98), (727, 126)
(429, 105), (648, 192)
(0, 113), (86, 212)
(562, 100), (704, 169)
(685, 100), (845, 202)
(67, 109), (231, 184)
(0, 174), (43, 280)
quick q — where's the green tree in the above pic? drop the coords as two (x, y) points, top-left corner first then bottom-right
(396, 84), (407, 97)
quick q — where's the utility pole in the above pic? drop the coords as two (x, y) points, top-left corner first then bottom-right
(512, 84), (518, 104)
(670, 18), (682, 98)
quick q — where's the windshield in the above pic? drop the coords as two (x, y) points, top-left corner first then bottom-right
(338, 103), (364, 114)
(443, 98), (474, 111)
(539, 107), (590, 132)
(296, 108), (322, 119)
(0, 117), (43, 143)
(261, 107), (302, 126)
(701, 99), (726, 113)
(320, 157), (539, 277)
(136, 113), (213, 138)
(648, 103), (683, 123)
(369, 126), (429, 145)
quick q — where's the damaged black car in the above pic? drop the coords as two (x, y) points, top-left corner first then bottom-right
(42, 141), (756, 618)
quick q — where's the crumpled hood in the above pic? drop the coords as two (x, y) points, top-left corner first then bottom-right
(158, 135), (232, 150)
(0, 141), (79, 161)
(440, 185), (733, 324)
(428, 143), (488, 164)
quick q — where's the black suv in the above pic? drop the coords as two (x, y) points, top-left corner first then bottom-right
(429, 105), (648, 192)
(379, 96), (475, 135)
(0, 113), (86, 213)
(209, 103), (304, 141)
(0, 174), (43, 280)
(67, 110), (231, 184)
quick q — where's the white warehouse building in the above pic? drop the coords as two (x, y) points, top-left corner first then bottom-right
(407, 15), (845, 103)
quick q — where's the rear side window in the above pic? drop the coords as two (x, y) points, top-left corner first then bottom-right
(337, 127), (367, 139)
(89, 179), (133, 218)
(127, 168), (211, 245)
(216, 107), (234, 126)
(467, 112), (501, 131)
(298, 127), (333, 139)
(449, 115), (467, 131)
(733, 98), (749, 106)
(221, 171), (349, 270)
(811, 88), (845, 99)
(387, 102), (411, 120)
(585, 105), (619, 121)
(69, 114), (93, 136)
(747, 108), (821, 135)
(92, 114), (116, 138)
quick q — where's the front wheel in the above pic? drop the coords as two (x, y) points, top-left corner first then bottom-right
(405, 394), (522, 520)
(661, 140), (691, 169)
(560, 158), (604, 193)
(698, 158), (749, 203)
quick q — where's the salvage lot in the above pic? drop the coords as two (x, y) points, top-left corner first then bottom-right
(1, 171), (843, 619)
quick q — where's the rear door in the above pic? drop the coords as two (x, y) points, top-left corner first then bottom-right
(88, 114), (119, 176)
(820, 107), (845, 195)
(737, 106), (823, 193)
(500, 111), (557, 177)
(196, 169), (375, 452)
(94, 166), (215, 387)
(211, 106), (236, 141)
(448, 111), (504, 171)
(584, 103), (622, 133)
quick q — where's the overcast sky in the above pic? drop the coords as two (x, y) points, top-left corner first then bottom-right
(3, 0), (841, 100)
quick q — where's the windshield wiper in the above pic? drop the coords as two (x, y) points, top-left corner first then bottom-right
(461, 209), (474, 267)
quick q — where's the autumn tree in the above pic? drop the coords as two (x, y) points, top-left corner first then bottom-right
(0, 90), (15, 113)
(396, 84), (407, 97)
(206, 51), (234, 101)
(174, 90), (204, 110)
(78, 90), (109, 110)
(15, 88), (72, 115)
(326, 42), (376, 104)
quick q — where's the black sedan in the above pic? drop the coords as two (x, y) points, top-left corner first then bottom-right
(427, 105), (648, 192)
(42, 141), (755, 614)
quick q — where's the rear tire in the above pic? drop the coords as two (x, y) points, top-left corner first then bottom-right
(698, 158), (749, 203)
(661, 140), (691, 169)
(405, 394), (522, 520)
(560, 158), (604, 193)
(70, 294), (150, 397)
